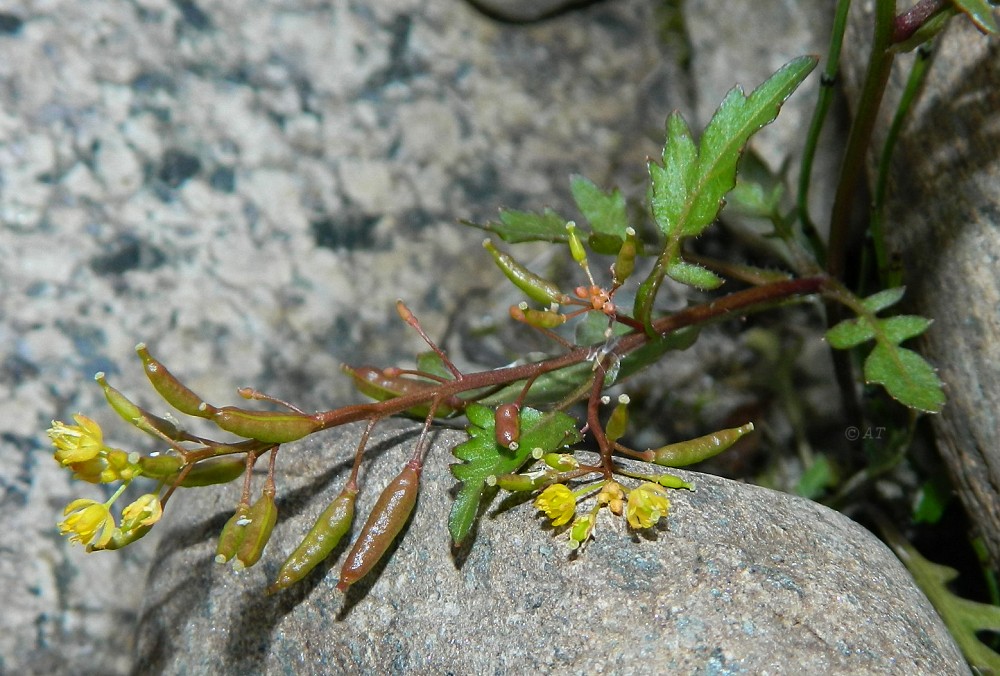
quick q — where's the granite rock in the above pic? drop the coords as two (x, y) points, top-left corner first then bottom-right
(135, 421), (967, 675)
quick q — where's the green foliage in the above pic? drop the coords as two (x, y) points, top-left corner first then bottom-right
(954, 0), (999, 34)
(826, 288), (944, 413)
(881, 523), (1000, 673)
(449, 404), (581, 544)
(635, 56), (817, 326)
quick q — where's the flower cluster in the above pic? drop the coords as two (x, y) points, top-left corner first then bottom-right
(49, 416), (163, 550)
(533, 478), (672, 550)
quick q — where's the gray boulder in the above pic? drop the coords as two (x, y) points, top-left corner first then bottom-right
(135, 420), (966, 674)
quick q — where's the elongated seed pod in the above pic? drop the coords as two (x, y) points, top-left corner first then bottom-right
(212, 406), (322, 443)
(96, 372), (189, 440)
(168, 456), (246, 487)
(566, 222), (587, 266)
(337, 462), (421, 591)
(215, 504), (251, 564)
(483, 239), (567, 306)
(269, 484), (358, 593)
(542, 452), (579, 471)
(234, 491), (278, 569)
(612, 227), (637, 286)
(491, 471), (550, 492)
(135, 344), (216, 418)
(136, 453), (184, 479)
(90, 524), (154, 552)
(342, 366), (462, 417)
(650, 422), (755, 467)
(509, 304), (567, 329)
(494, 403), (520, 450)
(605, 394), (630, 442)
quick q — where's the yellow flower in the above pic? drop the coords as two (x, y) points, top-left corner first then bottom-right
(534, 483), (576, 527)
(626, 482), (671, 530)
(49, 415), (105, 465)
(120, 493), (163, 532)
(59, 498), (116, 548)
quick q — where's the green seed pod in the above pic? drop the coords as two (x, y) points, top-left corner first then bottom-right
(612, 227), (637, 286)
(89, 524), (154, 552)
(337, 462), (421, 592)
(633, 269), (663, 335)
(542, 452), (579, 471)
(136, 343), (217, 418)
(657, 473), (694, 490)
(509, 304), (567, 329)
(170, 456), (246, 487)
(212, 406), (322, 444)
(483, 239), (567, 306)
(234, 491), (279, 569)
(342, 366), (461, 418)
(215, 503), (251, 564)
(491, 471), (551, 492)
(605, 394), (630, 442)
(494, 403), (520, 450)
(137, 453), (185, 479)
(650, 422), (754, 467)
(565, 222), (587, 266)
(96, 372), (189, 440)
(269, 483), (358, 593)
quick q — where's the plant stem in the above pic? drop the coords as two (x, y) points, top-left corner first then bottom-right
(315, 276), (831, 431)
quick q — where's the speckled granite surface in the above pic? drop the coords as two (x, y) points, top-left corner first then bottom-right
(0, 1), (684, 673)
(0, 1), (886, 674)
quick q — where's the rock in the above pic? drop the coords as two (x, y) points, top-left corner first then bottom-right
(1, 1), (684, 672)
(135, 420), (966, 674)
(841, 10), (1000, 563)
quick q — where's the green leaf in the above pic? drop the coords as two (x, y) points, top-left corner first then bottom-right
(864, 344), (945, 413)
(953, 0), (999, 34)
(575, 310), (631, 347)
(796, 455), (837, 499)
(639, 56), (816, 310)
(617, 327), (699, 380)
(912, 476), (952, 525)
(861, 286), (906, 313)
(464, 207), (568, 243)
(825, 317), (876, 349)
(570, 174), (629, 239)
(666, 260), (723, 290)
(879, 315), (932, 344)
(881, 522), (1000, 673)
(449, 404), (581, 544)
(416, 351), (454, 380)
(654, 56), (817, 239)
(476, 362), (595, 408)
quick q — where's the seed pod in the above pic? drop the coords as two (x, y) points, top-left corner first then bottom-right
(491, 471), (550, 492)
(137, 453), (184, 479)
(168, 456), (246, 487)
(135, 344), (217, 418)
(612, 227), (637, 286)
(96, 372), (189, 440)
(657, 473), (694, 490)
(605, 394), (630, 442)
(337, 462), (421, 592)
(650, 422), (755, 467)
(483, 239), (567, 306)
(215, 503), (251, 564)
(543, 452), (579, 471)
(494, 403), (520, 450)
(565, 222), (587, 266)
(89, 524), (154, 551)
(212, 406), (322, 443)
(342, 365), (461, 418)
(269, 483), (358, 593)
(234, 491), (279, 569)
(509, 304), (567, 329)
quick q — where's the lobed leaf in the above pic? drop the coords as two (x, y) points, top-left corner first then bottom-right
(863, 344), (945, 413)
(825, 317), (876, 349)
(465, 207), (568, 243)
(570, 174), (629, 239)
(879, 315), (932, 344)
(449, 404), (581, 544)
